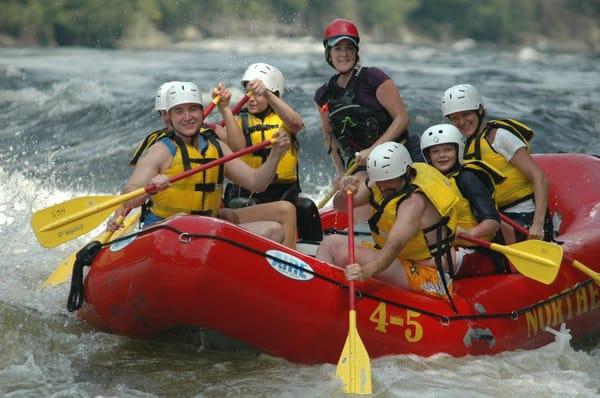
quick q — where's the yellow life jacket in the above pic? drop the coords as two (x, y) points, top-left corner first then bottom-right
(464, 119), (535, 209)
(447, 160), (506, 245)
(238, 109), (298, 183)
(368, 163), (459, 262)
(129, 126), (216, 166)
(150, 130), (224, 218)
(129, 127), (170, 166)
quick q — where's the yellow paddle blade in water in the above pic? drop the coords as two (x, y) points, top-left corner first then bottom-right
(336, 310), (372, 395)
(490, 239), (563, 285)
(39, 211), (140, 289)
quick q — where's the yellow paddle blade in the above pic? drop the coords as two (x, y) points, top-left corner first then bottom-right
(31, 195), (122, 248)
(39, 211), (140, 289)
(336, 310), (372, 395)
(491, 239), (563, 285)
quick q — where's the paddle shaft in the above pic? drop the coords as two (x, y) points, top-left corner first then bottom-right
(40, 139), (273, 232)
(223, 93), (251, 125)
(500, 213), (599, 283)
(202, 95), (220, 117)
(347, 193), (356, 309)
(318, 162), (360, 209)
(457, 233), (558, 268)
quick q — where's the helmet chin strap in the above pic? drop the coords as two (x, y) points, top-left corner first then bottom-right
(475, 107), (485, 135)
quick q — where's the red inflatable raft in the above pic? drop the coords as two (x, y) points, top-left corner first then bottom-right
(75, 153), (600, 363)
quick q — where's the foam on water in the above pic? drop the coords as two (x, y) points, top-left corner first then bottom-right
(0, 43), (599, 397)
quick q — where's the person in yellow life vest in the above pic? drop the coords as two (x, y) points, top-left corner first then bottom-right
(108, 82), (298, 249)
(316, 142), (460, 305)
(130, 81), (229, 167)
(441, 84), (553, 243)
(223, 63), (322, 242)
(420, 123), (511, 274)
(420, 124), (505, 243)
(129, 81), (180, 166)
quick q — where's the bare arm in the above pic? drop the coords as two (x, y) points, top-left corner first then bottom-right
(214, 84), (244, 150)
(107, 143), (171, 230)
(246, 79), (303, 135)
(354, 79), (409, 164)
(317, 105), (346, 176)
(265, 91), (303, 134)
(360, 194), (426, 278)
(510, 148), (549, 239)
(332, 174), (370, 211)
(459, 219), (500, 240)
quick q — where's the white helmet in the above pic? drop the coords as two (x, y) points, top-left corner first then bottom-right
(441, 84), (483, 117)
(420, 123), (465, 164)
(367, 142), (413, 182)
(241, 63), (285, 96)
(165, 82), (203, 111)
(154, 81), (181, 111)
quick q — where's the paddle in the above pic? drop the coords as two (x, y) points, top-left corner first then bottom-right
(39, 98), (228, 284)
(317, 162), (359, 209)
(336, 192), (372, 395)
(457, 233), (562, 285)
(203, 94), (220, 116)
(221, 92), (251, 126)
(39, 210), (140, 289)
(500, 213), (599, 284)
(31, 139), (275, 248)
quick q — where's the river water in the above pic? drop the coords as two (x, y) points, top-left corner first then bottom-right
(0, 39), (599, 397)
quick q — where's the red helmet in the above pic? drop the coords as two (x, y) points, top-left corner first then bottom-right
(323, 19), (360, 48)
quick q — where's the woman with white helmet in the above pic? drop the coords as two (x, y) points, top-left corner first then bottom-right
(222, 63), (322, 241)
(441, 84), (552, 243)
(129, 81), (180, 166)
(317, 142), (460, 306)
(314, 19), (421, 181)
(108, 82), (298, 249)
(131, 81), (229, 166)
(420, 123), (505, 246)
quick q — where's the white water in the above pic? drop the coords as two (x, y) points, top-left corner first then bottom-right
(1, 39), (599, 396)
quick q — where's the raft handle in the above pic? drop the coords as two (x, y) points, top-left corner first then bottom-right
(178, 233), (192, 244)
(510, 311), (519, 320)
(440, 317), (450, 326)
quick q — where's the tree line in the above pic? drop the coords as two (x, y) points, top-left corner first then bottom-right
(1, 0), (598, 49)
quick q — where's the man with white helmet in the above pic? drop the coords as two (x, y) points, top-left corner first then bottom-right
(222, 63), (322, 241)
(442, 84), (552, 243)
(316, 142), (460, 304)
(108, 82), (298, 249)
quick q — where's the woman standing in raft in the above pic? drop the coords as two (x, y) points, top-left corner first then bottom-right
(441, 84), (553, 243)
(313, 18), (422, 210)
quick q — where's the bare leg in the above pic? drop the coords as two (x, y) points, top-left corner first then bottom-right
(217, 208), (240, 224)
(234, 201), (297, 249)
(317, 234), (410, 288)
(240, 221), (285, 244)
(500, 221), (517, 244)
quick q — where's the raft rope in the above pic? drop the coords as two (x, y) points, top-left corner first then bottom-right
(67, 224), (596, 325)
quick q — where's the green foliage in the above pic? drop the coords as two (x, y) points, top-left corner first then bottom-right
(0, 0), (598, 48)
